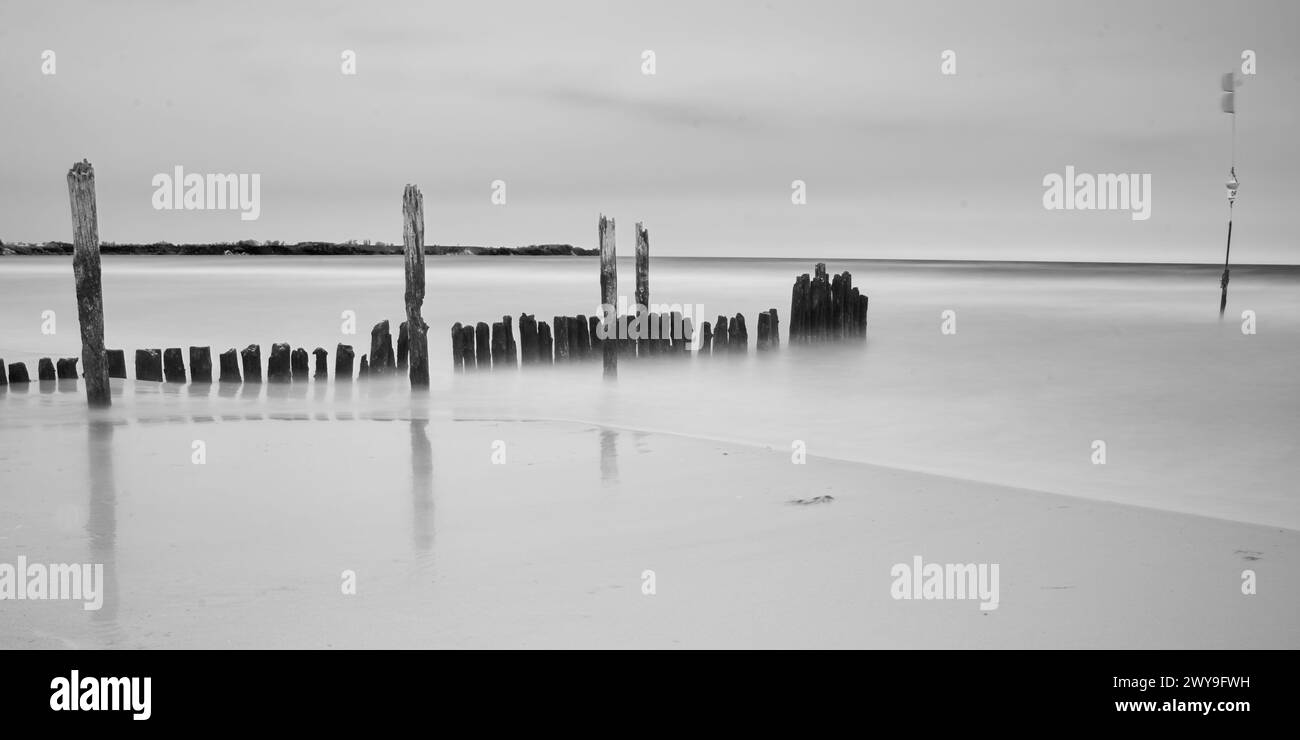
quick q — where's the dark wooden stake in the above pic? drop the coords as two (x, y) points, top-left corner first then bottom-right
(163, 348), (186, 382)
(268, 343), (291, 383)
(312, 347), (328, 379)
(474, 322), (490, 369)
(335, 344), (355, 381)
(219, 348), (241, 383)
(135, 349), (163, 381)
(451, 322), (465, 372)
(241, 344), (262, 383)
(538, 320), (553, 363)
(67, 160), (110, 407)
(190, 347), (213, 383)
(403, 184), (430, 387)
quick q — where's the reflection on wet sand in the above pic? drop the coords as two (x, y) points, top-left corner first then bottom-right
(410, 419), (434, 557)
(600, 428), (618, 486)
(86, 419), (122, 643)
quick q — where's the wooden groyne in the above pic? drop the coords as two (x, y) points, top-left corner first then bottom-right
(5, 161), (871, 398)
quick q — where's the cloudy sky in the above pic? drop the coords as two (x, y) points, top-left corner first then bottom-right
(1, 0), (1296, 262)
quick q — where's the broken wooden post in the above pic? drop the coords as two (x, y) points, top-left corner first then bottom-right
(769, 308), (780, 348)
(573, 315), (590, 361)
(474, 322), (490, 370)
(291, 347), (309, 381)
(397, 321), (410, 371)
(106, 349), (126, 379)
(459, 325), (475, 369)
(219, 349), (241, 383)
(790, 273), (810, 344)
(451, 322), (465, 372)
(57, 357), (80, 379)
(190, 347), (213, 383)
(403, 184), (430, 387)
(267, 343), (291, 383)
(8, 362), (30, 384)
(538, 320), (553, 364)
(857, 293), (869, 337)
(634, 221), (649, 312)
(757, 312), (771, 350)
(503, 315), (518, 366)
(241, 344), (262, 383)
(700, 321), (712, 355)
(599, 215), (619, 378)
(491, 321), (508, 368)
(135, 349), (163, 381)
(588, 315), (601, 357)
(335, 344), (355, 381)
(730, 313), (748, 352)
(520, 314), (539, 365)
(312, 348), (328, 379)
(358, 355), (369, 378)
(0, 360), (6, 386)
(67, 160), (110, 407)
(38, 358), (56, 381)
(163, 348), (186, 382)
(553, 316), (570, 363)
(370, 320), (394, 376)
(713, 316), (729, 353)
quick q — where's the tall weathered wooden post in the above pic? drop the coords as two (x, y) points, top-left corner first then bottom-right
(67, 160), (110, 407)
(599, 215), (618, 379)
(403, 184), (430, 387)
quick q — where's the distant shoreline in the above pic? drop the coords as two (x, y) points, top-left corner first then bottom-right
(0, 241), (598, 257)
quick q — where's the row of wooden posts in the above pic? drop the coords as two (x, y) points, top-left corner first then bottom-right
(448, 307), (788, 370)
(45, 159), (868, 404)
(0, 318), (427, 387)
(48, 161), (435, 406)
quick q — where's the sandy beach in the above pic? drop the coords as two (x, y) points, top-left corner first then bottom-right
(1, 395), (1294, 649)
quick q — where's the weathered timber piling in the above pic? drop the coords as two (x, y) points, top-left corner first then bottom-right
(358, 355), (369, 378)
(503, 315), (518, 366)
(219, 349), (241, 383)
(106, 349), (126, 379)
(335, 344), (355, 381)
(267, 343), (291, 383)
(474, 323), (490, 370)
(67, 160), (111, 407)
(730, 313), (748, 352)
(588, 315), (601, 356)
(789, 265), (867, 343)
(241, 344), (262, 383)
(670, 311), (685, 352)
(8, 362), (30, 384)
(700, 322), (712, 355)
(573, 315), (590, 361)
(403, 184), (430, 387)
(290, 347), (309, 381)
(757, 309), (780, 350)
(520, 314), (539, 364)
(38, 358), (56, 381)
(163, 348), (186, 382)
(554, 315), (570, 362)
(370, 321), (395, 376)
(397, 321), (410, 371)
(57, 357), (80, 379)
(714, 316), (729, 352)
(602, 215), (620, 378)
(312, 348), (328, 379)
(136, 349), (163, 381)
(0, 360), (6, 386)
(459, 325), (475, 369)
(451, 322), (465, 372)
(538, 321), (553, 364)
(190, 347), (213, 383)
(491, 321), (508, 369)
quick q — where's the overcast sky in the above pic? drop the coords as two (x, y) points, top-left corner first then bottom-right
(1, 0), (1296, 262)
